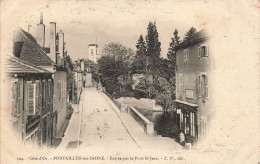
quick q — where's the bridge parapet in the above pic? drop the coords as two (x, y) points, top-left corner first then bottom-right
(127, 106), (154, 136)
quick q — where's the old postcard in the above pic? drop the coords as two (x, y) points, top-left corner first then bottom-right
(1, 0), (259, 163)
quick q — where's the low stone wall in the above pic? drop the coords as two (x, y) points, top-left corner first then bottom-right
(127, 106), (154, 136)
(117, 97), (162, 111)
(103, 91), (122, 110)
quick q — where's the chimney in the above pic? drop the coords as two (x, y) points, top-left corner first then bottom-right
(49, 22), (56, 63)
(81, 61), (84, 72)
(36, 13), (45, 47)
(58, 30), (64, 59)
(13, 42), (24, 58)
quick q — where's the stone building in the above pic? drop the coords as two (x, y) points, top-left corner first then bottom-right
(174, 29), (214, 144)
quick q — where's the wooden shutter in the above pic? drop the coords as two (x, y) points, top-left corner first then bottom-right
(205, 46), (208, 57)
(36, 82), (40, 112)
(198, 75), (201, 97)
(179, 73), (183, 95)
(27, 84), (36, 115)
(57, 81), (61, 101)
(198, 47), (201, 58)
(11, 81), (18, 116)
(42, 81), (46, 105)
(205, 75), (209, 98)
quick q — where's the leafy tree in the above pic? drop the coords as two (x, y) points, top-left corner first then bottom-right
(183, 27), (197, 41)
(98, 42), (135, 97)
(155, 76), (175, 112)
(83, 59), (99, 82)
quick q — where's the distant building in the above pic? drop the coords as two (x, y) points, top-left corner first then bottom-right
(174, 29), (214, 144)
(73, 65), (84, 103)
(88, 44), (98, 63)
(85, 67), (93, 87)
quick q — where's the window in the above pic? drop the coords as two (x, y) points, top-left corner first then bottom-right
(184, 49), (189, 61)
(198, 44), (209, 58)
(179, 73), (183, 95)
(199, 74), (208, 98)
(27, 82), (36, 115)
(11, 79), (20, 117)
(201, 116), (207, 137)
(91, 49), (94, 54)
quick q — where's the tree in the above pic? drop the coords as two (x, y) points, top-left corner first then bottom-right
(155, 76), (175, 112)
(146, 21), (161, 61)
(64, 55), (74, 102)
(167, 29), (180, 62)
(183, 27), (197, 41)
(98, 42), (135, 97)
(133, 35), (149, 72)
(136, 35), (146, 56)
(83, 59), (99, 82)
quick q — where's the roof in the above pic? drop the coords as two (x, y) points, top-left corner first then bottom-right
(174, 100), (198, 107)
(176, 29), (208, 50)
(42, 47), (50, 54)
(5, 56), (52, 74)
(14, 28), (54, 66)
(88, 44), (98, 47)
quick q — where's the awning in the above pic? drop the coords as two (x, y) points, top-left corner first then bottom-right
(174, 100), (198, 107)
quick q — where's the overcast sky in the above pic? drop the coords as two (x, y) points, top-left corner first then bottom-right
(2, 0), (214, 60)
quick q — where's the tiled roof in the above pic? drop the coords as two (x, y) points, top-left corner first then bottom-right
(15, 28), (54, 66)
(5, 56), (52, 74)
(176, 29), (208, 49)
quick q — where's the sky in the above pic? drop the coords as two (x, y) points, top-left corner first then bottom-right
(1, 0), (212, 61)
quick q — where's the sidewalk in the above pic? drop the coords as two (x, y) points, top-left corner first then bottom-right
(101, 92), (183, 151)
(55, 93), (83, 151)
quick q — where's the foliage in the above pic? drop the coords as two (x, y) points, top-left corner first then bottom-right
(183, 27), (197, 41)
(146, 21), (161, 59)
(98, 43), (135, 97)
(167, 29), (180, 62)
(133, 35), (148, 72)
(145, 21), (161, 72)
(155, 76), (175, 112)
(83, 59), (99, 82)
(65, 54), (75, 101)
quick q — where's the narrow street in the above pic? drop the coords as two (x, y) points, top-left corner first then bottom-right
(78, 87), (139, 150)
(57, 87), (182, 153)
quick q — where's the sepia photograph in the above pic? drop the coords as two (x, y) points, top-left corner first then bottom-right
(0, 0), (259, 163)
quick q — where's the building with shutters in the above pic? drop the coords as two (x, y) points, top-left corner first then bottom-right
(5, 55), (53, 147)
(174, 29), (214, 144)
(10, 13), (69, 145)
(34, 14), (68, 139)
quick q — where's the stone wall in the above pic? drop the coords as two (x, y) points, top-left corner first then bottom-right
(117, 97), (162, 111)
(127, 106), (154, 136)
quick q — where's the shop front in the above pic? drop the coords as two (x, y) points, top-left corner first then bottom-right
(175, 100), (198, 144)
